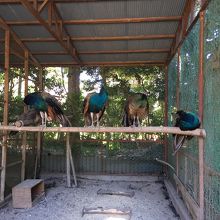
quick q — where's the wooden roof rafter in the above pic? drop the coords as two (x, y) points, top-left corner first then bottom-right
(0, 16), (41, 67)
(167, 0), (210, 63)
(6, 16), (182, 26)
(1, 34), (175, 42)
(19, 0), (81, 64)
(52, 2), (80, 60)
(29, 48), (170, 55)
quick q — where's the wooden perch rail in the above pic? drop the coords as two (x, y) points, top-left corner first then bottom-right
(0, 126), (206, 137)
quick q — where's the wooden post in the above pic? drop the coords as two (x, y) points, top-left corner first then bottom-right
(164, 65), (168, 175)
(198, 137), (204, 220)
(68, 139), (77, 186)
(66, 132), (71, 187)
(34, 132), (42, 179)
(176, 47), (181, 180)
(21, 51), (29, 181)
(198, 10), (205, 220)
(1, 30), (10, 202)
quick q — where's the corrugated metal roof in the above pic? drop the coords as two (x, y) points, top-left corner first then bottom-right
(57, 1), (185, 19)
(0, 0), (188, 66)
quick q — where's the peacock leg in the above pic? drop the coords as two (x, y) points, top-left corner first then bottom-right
(96, 113), (100, 127)
(39, 111), (47, 127)
(137, 116), (140, 127)
(132, 116), (135, 127)
(90, 112), (94, 127)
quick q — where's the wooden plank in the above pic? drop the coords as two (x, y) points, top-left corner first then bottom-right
(14, 179), (43, 188)
(164, 180), (192, 220)
(173, 174), (200, 220)
(6, 16), (181, 25)
(0, 126), (206, 137)
(16, 34), (175, 42)
(12, 179), (44, 208)
(25, 61), (166, 67)
(97, 189), (135, 197)
(31, 48), (170, 55)
(82, 207), (132, 217)
(0, 62), (165, 67)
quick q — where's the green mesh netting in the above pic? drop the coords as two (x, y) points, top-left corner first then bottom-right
(167, 21), (200, 203)
(2, 134), (36, 197)
(204, 0), (220, 219)
(167, 1), (220, 218)
(167, 54), (178, 179)
(41, 133), (163, 175)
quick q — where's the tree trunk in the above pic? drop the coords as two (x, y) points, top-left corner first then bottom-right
(67, 67), (81, 170)
(18, 75), (22, 97)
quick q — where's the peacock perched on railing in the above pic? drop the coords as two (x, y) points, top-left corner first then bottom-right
(15, 91), (71, 128)
(83, 83), (108, 127)
(172, 110), (201, 155)
(122, 91), (149, 127)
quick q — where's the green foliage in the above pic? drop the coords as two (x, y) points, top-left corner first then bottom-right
(65, 92), (84, 127)
(81, 66), (165, 127)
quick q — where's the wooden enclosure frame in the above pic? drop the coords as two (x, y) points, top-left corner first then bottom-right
(0, 0), (211, 219)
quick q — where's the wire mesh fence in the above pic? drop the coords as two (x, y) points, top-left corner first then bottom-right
(203, 0), (220, 219)
(41, 133), (164, 175)
(167, 1), (220, 219)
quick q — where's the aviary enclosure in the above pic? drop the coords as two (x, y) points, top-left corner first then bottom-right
(0, 0), (219, 219)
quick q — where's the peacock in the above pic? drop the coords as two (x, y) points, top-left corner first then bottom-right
(173, 110), (201, 155)
(83, 83), (108, 127)
(23, 91), (71, 127)
(122, 91), (149, 127)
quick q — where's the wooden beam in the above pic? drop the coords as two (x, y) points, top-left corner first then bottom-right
(21, 50), (29, 181)
(164, 65), (168, 174)
(164, 180), (193, 220)
(78, 48), (169, 54)
(6, 16), (181, 25)
(20, 0), (81, 63)
(30, 49), (170, 55)
(168, 0), (194, 60)
(0, 0), (169, 3)
(0, 16), (41, 67)
(198, 10), (205, 220)
(166, 0), (210, 64)
(1, 34), (174, 42)
(30, 60), (166, 67)
(1, 30), (10, 202)
(53, 3), (80, 59)
(0, 126), (207, 137)
(38, 0), (50, 13)
(174, 174), (200, 220)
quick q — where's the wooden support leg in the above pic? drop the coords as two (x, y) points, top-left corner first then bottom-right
(66, 133), (77, 187)
(198, 137), (204, 220)
(34, 132), (42, 179)
(0, 134), (7, 202)
(66, 133), (71, 187)
(21, 132), (27, 181)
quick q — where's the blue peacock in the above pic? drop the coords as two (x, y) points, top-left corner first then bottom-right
(83, 83), (108, 127)
(23, 91), (71, 127)
(173, 110), (201, 155)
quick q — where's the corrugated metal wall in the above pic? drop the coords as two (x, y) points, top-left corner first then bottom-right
(41, 139), (164, 175)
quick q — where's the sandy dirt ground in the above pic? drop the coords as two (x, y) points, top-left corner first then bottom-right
(0, 175), (180, 220)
